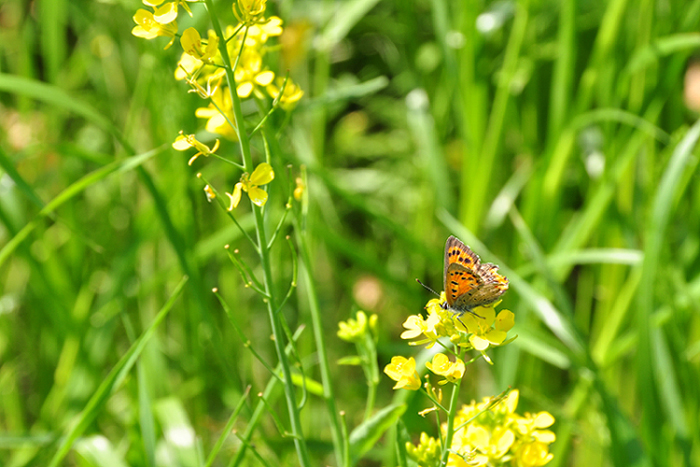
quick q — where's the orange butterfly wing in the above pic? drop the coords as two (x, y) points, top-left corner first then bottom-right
(443, 236), (482, 309)
(443, 236), (509, 313)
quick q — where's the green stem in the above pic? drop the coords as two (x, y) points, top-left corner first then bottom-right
(296, 229), (345, 465)
(439, 364), (463, 465)
(204, 2), (310, 465)
(361, 331), (379, 421)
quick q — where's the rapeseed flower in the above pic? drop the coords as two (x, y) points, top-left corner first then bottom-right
(172, 132), (220, 166)
(226, 162), (275, 209)
(131, 9), (178, 48)
(338, 311), (377, 343)
(267, 77), (305, 111)
(383, 356), (420, 391)
(425, 353), (466, 385)
(406, 390), (556, 467)
(180, 28), (219, 62)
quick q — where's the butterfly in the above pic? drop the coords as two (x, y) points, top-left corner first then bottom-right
(417, 236), (509, 317)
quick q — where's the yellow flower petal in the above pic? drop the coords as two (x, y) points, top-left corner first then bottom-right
(250, 162), (275, 185)
(248, 186), (269, 206)
(495, 309), (515, 332)
(172, 134), (193, 150)
(534, 411), (555, 429)
(483, 328), (507, 345)
(470, 334), (490, 351)
(180, 27), (202, 57)
(227, 183), (243, 210)
(132, 25), (158, 40)
(254, 70), (275, 86)
(153, 2), (178, 24)
(534, 430), (556, 443)
(237, 82), (254, 98)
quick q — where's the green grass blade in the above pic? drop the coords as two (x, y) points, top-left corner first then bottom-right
(636, 119), (700, 450)
(316, 0), (382, 52)
(0, 148), (162, 268)
(47, 276), (189, 467)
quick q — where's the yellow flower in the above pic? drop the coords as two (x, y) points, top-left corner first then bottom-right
(512, 410), (556, 443)
(195, 87), (238, 140)
(175, 52), (203, 80)
(338, 311), (377, 343)
(234, 49), (275, 98)
(143, 0), (197, 18)
(246, 16), (284, 44)
(383, 356), (420, 391)
(180, 28), (219, 62)
(267, 77), (304, 111)
(460, 306), (514, 352)
(234, 0), (267, 24)
(425, 353), (465, 385)
(405, 432), (441, 466)
(400, 312), (441, 348)
(465, 425), (515, 462)
(131, 9), (178, 48)
(514, 441), (554, 467)
(406, 389), (555, 467)
(172, 132), (220, 166)
(226, 162), (275, 209)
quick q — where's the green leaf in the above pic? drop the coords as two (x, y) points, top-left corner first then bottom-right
(337, 355), (363, 366)
(349, 403), (406, 466)
(290, 372), (324, 397)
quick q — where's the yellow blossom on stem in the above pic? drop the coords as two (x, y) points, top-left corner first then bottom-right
(131, 9), (178, 48)
(338, 311), (377, 343)
(512, 410), (556, 444)
(400, 312), (441, 348)
(180, 28), (219, 62)
(174, 52), (203, 80)
(226, 162), (275, 209)
(460, 305), (514, 352)
(267, 77), (305, 111)
(425, 353), (466, 385)
(234, 0), (267, 24)
(515, 441), (555, 467)
(405, 432), (441, 466)
(383, 356), (420, 391)
(143, 0), (197, 18)
(246, 16), (284, 44)
(172, 131), (220, 166)
(234, 49), (275, 98)
(464, 425), (515, 463)
(195, 87), (239, 140)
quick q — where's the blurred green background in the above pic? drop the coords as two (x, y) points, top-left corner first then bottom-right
(2, 0), (700, 465)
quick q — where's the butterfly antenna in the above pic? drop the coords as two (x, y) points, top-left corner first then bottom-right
(416, 278), (441, 297)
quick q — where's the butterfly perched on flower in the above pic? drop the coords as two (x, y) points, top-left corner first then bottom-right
(417, 236), (509, 317)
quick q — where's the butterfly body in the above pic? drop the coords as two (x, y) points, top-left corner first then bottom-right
(438, 236), (509, 316)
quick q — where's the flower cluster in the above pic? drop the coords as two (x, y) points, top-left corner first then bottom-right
(383, 281), (555, 466)
(132, 0), (305, 208)
(401, 293), (515, 364)
(338, 310), (378, 344)
(132, 1), (195, 49)
(407, 390), (556, 467)
(168, 2), (302, 142)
